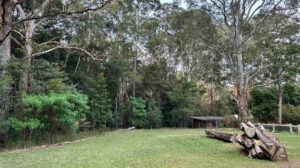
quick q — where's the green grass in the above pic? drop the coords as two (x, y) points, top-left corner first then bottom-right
(1, 129), (300, 168)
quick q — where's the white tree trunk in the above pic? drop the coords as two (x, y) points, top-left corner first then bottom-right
(22, 20), (36, 92)
(278, 83), (282, 124)
(0, 0), (13, 76)
(233, 1), (249, 122)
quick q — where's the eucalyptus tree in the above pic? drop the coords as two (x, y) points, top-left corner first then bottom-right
(272, 43), (300, 124)
(0, 0), (112, 77)
(12, 0), (112, 93)
(245, 10), (299, 124)
(126, 0), (160, 97)
(197, 0), (295, 122)
(167, 8), (224, 103)
(0, 0), (13, 76)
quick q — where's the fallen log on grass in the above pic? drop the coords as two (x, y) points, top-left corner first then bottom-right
(205, 130), (236, 143)
(205, 121), (288, 161)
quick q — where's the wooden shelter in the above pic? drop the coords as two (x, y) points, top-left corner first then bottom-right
(190, 116), (224, 128)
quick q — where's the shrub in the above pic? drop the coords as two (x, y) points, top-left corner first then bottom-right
(146, 100), (162, 128)
(129, 97), (147, 128)
(249, 87), (278, 122)
(282, 105), (300, 124)
(8, 90), (89, 141)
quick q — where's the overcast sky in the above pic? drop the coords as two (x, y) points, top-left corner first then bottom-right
(160, 0), (187, 8)
(160, 0), (173, 3)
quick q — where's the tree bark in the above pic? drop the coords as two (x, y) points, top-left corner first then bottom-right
(237, 91), (249, 122)
(232, 1), (249, 122)
(21, 20), (36, 93)
(0, 0), (13, 76)
(205, 130), (236, 142)
(132, 5), (139, 98)
(278, 83), (282, 124)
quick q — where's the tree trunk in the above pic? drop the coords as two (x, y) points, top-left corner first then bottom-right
(237, 91), (249, 122)
(0, 0), (13, 76)
(133, 6), (139, 98)
(232, 1), (249, 122)
(278, 83), (282, 124)
(21, 20), (36, 93)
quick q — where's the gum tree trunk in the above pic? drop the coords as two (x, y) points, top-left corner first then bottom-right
(0, 0), (13, 76)
(233, 0), (249, 122)
(278, 83), (282, 124)
(21, 20), (36, 93)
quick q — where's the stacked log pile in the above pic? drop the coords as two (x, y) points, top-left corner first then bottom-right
(205, 122), (288, 161)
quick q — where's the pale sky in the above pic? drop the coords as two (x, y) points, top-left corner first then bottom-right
(160, 0), (173, 3)
(160, 0), (188, 8)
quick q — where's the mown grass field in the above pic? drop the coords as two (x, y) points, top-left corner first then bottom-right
(1, 129), (300, 168)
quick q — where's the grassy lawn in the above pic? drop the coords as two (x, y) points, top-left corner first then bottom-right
(1, 129), (300, 168)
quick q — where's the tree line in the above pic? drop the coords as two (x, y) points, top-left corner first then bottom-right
(0, 0), (299, 147)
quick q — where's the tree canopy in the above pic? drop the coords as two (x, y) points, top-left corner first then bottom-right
(0, 0), (299, 147)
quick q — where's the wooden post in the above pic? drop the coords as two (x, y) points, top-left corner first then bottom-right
(289, 124), (293, 133)
(272, 123), (275, 133)
(298, 125), (300, 135)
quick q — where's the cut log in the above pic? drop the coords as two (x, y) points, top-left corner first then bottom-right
(259, 126), (279, 144)
(241, 123), (256, 138)
(244, 137), (253, 148)
(233, 135), (253, 148)
(205, 130), (236, 142)
(246, 121), (256, 128)
(272, 146), (288, 161)
(254, 144), (264, 158)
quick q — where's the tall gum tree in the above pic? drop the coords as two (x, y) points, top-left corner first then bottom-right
(0, 0), (13, 76)
(201, 0), (291, 122)
(13, 0), (111, 92)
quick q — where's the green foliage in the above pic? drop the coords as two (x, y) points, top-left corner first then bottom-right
(30, 60), (70, 94)
(9, 118), (43, 132)
(8, 90), (88, 143)
(167, 75), (201, 127)
(146, 100), (162, 128)
(283, 84), (300, 106)
(249, 84), (300, 123)
(0, 75), (13, 134)
(249, 87), (278, 122)
(88, 73), (114, 129)
(22, 91), (88, 131)
(282, 105), (300, 125)
(129, 97), (147, 128)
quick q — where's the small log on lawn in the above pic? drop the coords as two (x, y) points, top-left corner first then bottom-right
(205, 130), (236, 142)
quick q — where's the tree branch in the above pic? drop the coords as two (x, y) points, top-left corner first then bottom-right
(243, 0), (284, 43)
(32, 43), (100, 60)
(11, 36), (24, 49)
(16, 0), (113, 23)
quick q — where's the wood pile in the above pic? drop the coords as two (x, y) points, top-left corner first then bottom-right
(205, 122), (288, 161)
